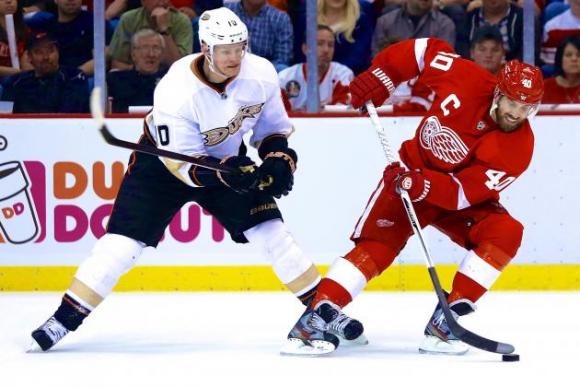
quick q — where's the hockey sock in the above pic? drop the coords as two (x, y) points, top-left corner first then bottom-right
(297, 279), (320, 307)
(53, 292), (94, 331)
(451, 245), (513, 303)
(309, 278), (352, 309)
(448, 272), (487, 304)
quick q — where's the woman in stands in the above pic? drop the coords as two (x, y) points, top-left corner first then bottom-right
(293, 0), (375, 74)
(543, 36), (580, 104)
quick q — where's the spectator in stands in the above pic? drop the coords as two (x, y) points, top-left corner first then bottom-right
(371, 0), (455, 56)
(0, 31), (89, 112)
(543, 36), (580, 104)
(293, 0), (375, 75)
(171, 0), (196, 19)
(278, 24), (353, 111)
(542, 0), (580, 66)
(107, 29), (168, 112)
(0, 0), (31, 78)
(107, 0), (221, 20)
(106, 0), (142, 21)
(109, 0), (193, 70)
(470, 24), (505, 75)
(457, 0), (526, 61)
(33, 0), (114, 76)
(433, 0), (469, 31)
(226, 0), (293, 72)
(192, 0), (223, 15)
(20, 0), (57, 29)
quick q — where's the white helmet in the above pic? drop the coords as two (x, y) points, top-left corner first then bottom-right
(198, 7), (248, 49)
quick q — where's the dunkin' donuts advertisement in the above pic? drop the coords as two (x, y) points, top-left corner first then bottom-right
(0, 119), (259, 266)
(1, 116), (579, 267)
(0, 160), (39, 244)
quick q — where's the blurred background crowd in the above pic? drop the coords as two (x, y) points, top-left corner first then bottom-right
(0, 0), (578, 113)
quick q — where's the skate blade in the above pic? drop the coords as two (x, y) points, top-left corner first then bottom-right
(26, 339), (43, 353)
(280, 338), (337, 357)
(418, 336), (469, 356)
(339, 333), (369, 346)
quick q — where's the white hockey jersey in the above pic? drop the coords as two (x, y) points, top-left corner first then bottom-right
(145, 53), (292, 187)
(278, 62), (353, 111)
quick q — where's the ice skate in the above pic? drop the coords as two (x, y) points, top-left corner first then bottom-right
(29, 316), (70, 352)
(419, 298), (476, 355)
(281, 300), (366, 355)
(281, 301), (342, 356)
(326, 307), (368, 346)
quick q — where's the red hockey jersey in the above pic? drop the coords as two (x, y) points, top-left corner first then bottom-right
(372, 38), (534, 210)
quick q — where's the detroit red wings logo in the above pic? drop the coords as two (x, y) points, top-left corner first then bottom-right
(420, 116), (469, 164)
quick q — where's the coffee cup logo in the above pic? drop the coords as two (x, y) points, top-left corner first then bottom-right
(0, 161), (39, 243)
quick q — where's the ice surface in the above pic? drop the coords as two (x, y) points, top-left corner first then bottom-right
(1, 292), (577, 386)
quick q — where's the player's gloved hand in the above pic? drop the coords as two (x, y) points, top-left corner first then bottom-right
(384, 162), (430, 203)
(257, 148), (297, 198)
(350, 66), (393, 110)
(218, 156), (259, 194)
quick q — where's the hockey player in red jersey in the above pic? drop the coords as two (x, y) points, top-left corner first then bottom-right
(284, 38), (544, 355)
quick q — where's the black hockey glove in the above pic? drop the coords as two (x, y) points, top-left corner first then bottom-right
(216, 156), (259, 194)
(257, 148), (297, 198)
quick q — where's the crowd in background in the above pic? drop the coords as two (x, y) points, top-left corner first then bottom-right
(0, 0), (578, 113)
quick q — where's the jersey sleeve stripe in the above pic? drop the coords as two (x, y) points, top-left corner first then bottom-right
(414, 38), (429, 72)
(451, 174), (471, 210)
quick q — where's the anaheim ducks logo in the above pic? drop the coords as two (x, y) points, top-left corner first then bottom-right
(202, 103), (264, 146)
(420, 116), (469, 164)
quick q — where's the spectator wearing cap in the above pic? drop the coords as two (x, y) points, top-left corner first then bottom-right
(109, 0), (193, 70)
(107, 29), (168, 112)
(0, 31), (89, 113)
(226, 0), (293, 72)
(32, 0), (115, 76)
(470, 25), (505, 75)
(371, 0), (455, 57)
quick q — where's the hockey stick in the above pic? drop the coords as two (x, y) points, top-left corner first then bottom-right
(365, 101), (515, 355)
(90, 87), (236, 173)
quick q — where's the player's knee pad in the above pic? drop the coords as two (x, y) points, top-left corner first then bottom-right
(244, 219), (315, 284)
(74, 233), (145, 298)
(344, 239), (398, 280)
(475, 215), (523, 259)
(494, 217), (524, 258)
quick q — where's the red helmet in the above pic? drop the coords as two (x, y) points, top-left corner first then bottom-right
(497, 60), (544, 104)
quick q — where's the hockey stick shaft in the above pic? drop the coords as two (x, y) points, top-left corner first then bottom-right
(99, 125), (236, 173)
(90, 87), (236, 173)
(365, 102), (514, 354)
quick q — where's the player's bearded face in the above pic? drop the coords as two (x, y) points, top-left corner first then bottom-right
(211, 42), (246, 77)
(494, 95), (535, 132)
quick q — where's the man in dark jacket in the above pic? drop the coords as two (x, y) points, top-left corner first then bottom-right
(456, 0), (527, 61)
(106, 29), (168, 113)
(0, 31), (89, 113)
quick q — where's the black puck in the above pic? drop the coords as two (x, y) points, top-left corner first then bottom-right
(502, 354), (520, 362)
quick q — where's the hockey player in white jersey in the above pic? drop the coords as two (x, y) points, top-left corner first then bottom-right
(29, 7), (364, 352)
